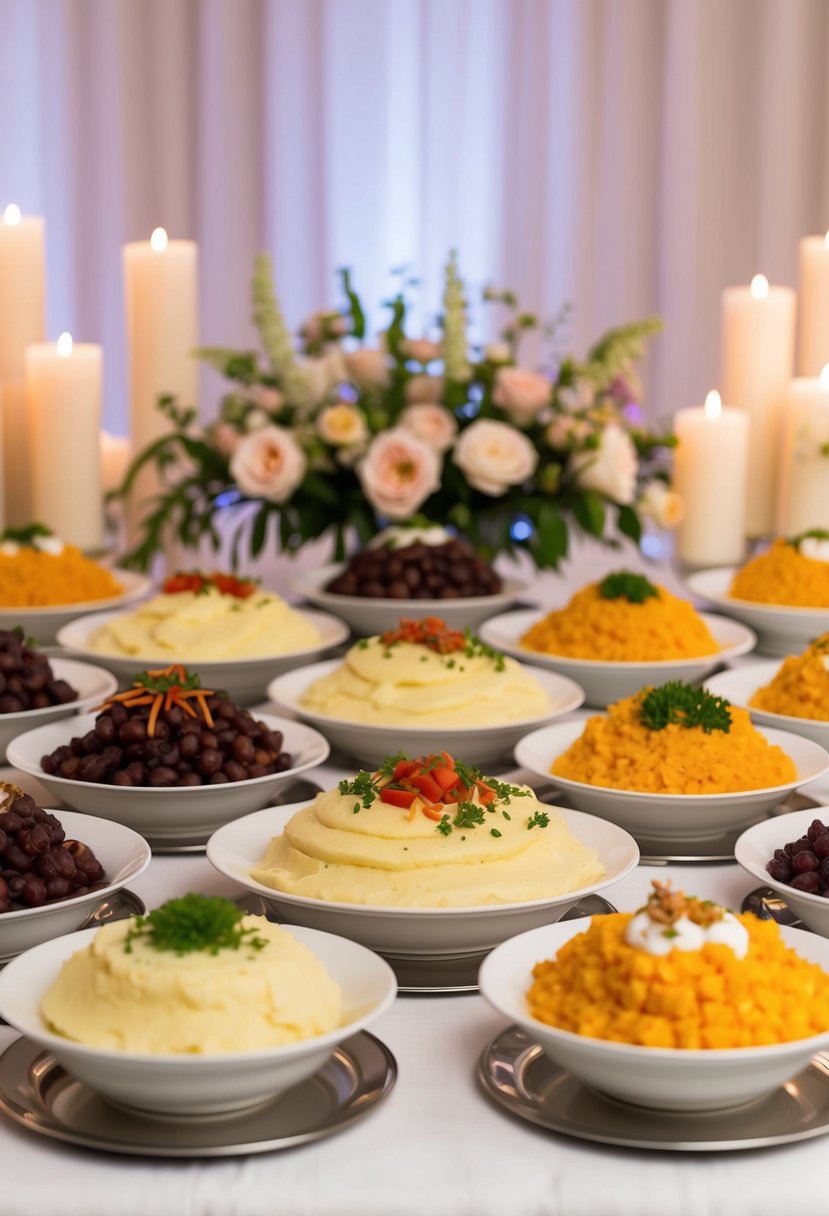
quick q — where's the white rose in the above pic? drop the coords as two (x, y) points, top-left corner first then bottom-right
(572, 423), (638, 504)
(401, 338), (442, 364)
(558, 380), (596, 413)
(245, 408), (270, 432)
(299, 350), (348, 404)
(452, 419), (538, 497)
(492, 366), (552, 425)
(317, 402), (368, 448)
(405, 374), (444, 405)
(638, 480), (683, 529)
(400, 403), (458, 452)
(358, 428), (441, 519)
(230, 425), (307, 503)
(344, 347), (390, 387)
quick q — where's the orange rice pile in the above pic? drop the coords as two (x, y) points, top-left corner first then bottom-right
(520, 582), (717, 661)
(729, 539), (829, 607)
(527, 912), (829, 1048)
(0, 546), (123, 607)
(751, 633), (829, 721)
(551, 692), (796, 793)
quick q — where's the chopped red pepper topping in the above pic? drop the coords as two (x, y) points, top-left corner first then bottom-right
(162, 571), (258, 599)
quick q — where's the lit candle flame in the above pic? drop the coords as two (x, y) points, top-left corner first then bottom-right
(704, 390), (722, 419)
(750, 273), (769, 300)
(56, 332), (73, 357)
(150, 227), (168, 253)
(820, 364), (829, 389)
(2, 204), (21, 226)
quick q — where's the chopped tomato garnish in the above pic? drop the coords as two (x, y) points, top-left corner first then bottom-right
(380, 787), (418, 809)
(409, 772), (444, 803)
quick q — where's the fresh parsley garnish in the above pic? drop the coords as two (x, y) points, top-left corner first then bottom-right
(124, 894), (267, 956)
(639, 681), (732, 734)
(527, 810), (550, 830)
(788, 529), (829, 550)
(338, 769), (383, 810)
(490, 828), (502, 838)
(599, 571), (659, 604)
(436, 815), (453, 836)
(453, 802), (486, 828)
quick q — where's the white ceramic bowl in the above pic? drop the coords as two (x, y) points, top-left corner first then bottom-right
(735, 808), (829, 937)
(479, 918), (829, 1111)
(706, 662), (829, 750)
(0, 923), (396, 1116)
(55, 606), (350, 706)
(0, 809), (151, 961)
(6, 713), (330, 850)
(267, 659), (585, 767)
(0, 569), (152, 645)
(515, 713), (829, 842)
(479, 608), (756, 707)
(206, 800), (639, 956)
(0, 658), (118, 762)
(290, 562), (529, 637)
(686, 567), (829, 657)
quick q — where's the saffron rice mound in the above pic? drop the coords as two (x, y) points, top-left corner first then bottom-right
(729, 539), (829, 608)
(527, 913), (829, 1049)
(0, 546), (123, 607)
(551, 693), (796, 794)
(751, 634), (829, 721)
(520, 582), (718, 661)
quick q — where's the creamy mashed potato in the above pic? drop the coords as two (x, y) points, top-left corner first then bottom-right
(41, 917), (342, 1053)
(87, 586), (320, 660)
(251, 786), (605, 907)
(299, 637), (550, 725)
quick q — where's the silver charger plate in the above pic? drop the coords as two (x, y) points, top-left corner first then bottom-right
(235, 892), (616, 996)
(478, 1025), (829, 1152)
(0, 1031), (397, 1158)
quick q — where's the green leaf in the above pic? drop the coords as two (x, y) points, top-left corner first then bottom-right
(617, 504), (642, 544)
(250, 505), (272, 557)
(535, 503), (568, 567)
(338, 268), (366, 340)
(572, 490), (606, 537)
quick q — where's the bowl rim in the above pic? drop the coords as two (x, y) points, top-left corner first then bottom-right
(705, 662), (829, 735)
(206, 798), (641, 918)
(515, 715), (829, 803)
(0, 568), (153, 618)
(0, 657), (119, 729)
(6, 711), (331, 798)
(686, 567), (829, 619)
(0, 922), (397, 1064)
(0, 808), (152, 925)
(479, 918), (829, 1061)
(289, 561), (529, 609)
(479, 608), (757, 672)
(54, 605), (351, 669)
(734, 807), (829, 911)
(267, 657), (585, 735)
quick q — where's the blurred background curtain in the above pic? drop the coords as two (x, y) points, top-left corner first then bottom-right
(0, 0), (827, 431)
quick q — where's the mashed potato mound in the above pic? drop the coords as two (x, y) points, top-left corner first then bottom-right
(729, 539), (829, 608)
(552, 691), (796, 794)
(751, 634), (829, 721)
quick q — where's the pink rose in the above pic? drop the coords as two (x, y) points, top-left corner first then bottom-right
(230, 425), (307, 503)
(405, 374), (444, 404)
(211, 422), (240, 458)
(358, 428), (441, 519)
(492, 367), (551, 425)
(344, 347), (390, 387)
(401, 338), (442, 364)
(572, 423), (638, 504)
(400, 403), (458, 452)
(545, 416), (593, 448)
(247, 384), (283, 411)
(452, 419), (538, 496)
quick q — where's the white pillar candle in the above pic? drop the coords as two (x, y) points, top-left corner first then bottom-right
(100, 431), (131, 495)
(777, 367), (829, 537)
(798, 233), (829, 376)
(673, 391), (749, 567)
(123, 228), (198, 543)
(26, 333), (103, 550)
(721, 274), (795, 538)
(0, 204), (46, 527)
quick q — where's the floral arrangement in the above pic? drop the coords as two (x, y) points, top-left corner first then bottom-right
(115, 253), (678, 571)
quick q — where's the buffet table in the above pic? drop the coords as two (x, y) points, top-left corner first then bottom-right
(1, 545), (825, 1216)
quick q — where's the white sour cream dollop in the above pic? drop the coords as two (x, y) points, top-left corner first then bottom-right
(368, 525), (452, 550)
(799, 537), (829, 564)
(625, 910), (748, 958)
(32, 535), (64, 555)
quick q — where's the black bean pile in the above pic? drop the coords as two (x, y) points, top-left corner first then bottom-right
(0, 628), (77, 714)
(326, 539), (503, 600)
(40, 695), (292, 788)
(766, 817), (829, 896)
(0, 793), (106, 911)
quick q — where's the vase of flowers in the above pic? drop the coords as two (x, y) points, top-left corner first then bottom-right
(114, 252), (678, 572)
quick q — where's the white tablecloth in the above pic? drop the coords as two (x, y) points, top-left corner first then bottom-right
(1, 543), (823, 1216)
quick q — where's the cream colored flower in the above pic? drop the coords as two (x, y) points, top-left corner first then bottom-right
(572, 423), (638, 504)
(300, 350), (348, 404)
(493, 366), (552, 425)
(400, 403), (458, 452)
(344, 347), (390, 387)
(401, 338), (442, 364)
(452, 419), (538, 497)
(211, 422), (240, 457)
(545, 415), (592, 448)
(484, 342), (511, 364)
(639, 480), (683, 529)
(358, 428), (441, 519)
(247, 384), (283, 411)
(405, 374), (445, 405)
(230, 425), (307, 503)
(317, 402), (369, 448)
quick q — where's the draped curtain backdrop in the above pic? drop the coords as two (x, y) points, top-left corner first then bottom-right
(0, 0), (828, 432)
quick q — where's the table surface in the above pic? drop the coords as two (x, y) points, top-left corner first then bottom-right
(1, 541), (825, 1216)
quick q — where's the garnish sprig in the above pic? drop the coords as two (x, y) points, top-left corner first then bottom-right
(93, 663), (217, 737)
(638, 681), (732, 734)
(788, 529), (829, 551)
(124, 894), (268, 956)
(598, 570), (659, 604)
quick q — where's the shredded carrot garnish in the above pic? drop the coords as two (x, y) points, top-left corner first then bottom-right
(92, 664), (216, 737)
